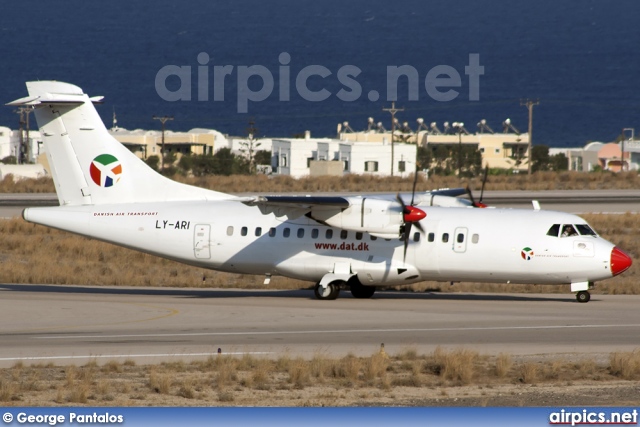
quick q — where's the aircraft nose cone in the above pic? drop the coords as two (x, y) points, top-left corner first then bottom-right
(611, 247), (632, 276)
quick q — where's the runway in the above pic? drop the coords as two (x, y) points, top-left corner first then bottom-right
(1, 284), (639, 367)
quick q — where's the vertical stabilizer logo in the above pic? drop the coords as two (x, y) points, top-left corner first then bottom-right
(521, 247), (534, 260)
(90, 154), (122, 187)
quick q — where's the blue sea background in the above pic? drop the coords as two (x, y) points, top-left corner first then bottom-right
(1, 0), (639, 147)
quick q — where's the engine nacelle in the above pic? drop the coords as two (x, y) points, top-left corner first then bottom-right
(310, 197), (404, 238)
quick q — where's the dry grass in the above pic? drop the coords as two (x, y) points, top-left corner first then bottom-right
(495, 353), (512, 378)
(609, 351), (640, 379)
(0, 349), (639, 406)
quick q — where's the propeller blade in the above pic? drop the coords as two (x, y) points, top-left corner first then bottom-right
(403, 222), (412, 263)
(396, 192), (407, 211)
(410, 171), (420, 206)
(414, 221), (425, 234)
(479, 165), (488, 204)
(466, 186), (477, 207)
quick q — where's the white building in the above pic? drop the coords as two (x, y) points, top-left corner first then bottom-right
(272, 135), (416, 178)
(0, 126), (43, 164)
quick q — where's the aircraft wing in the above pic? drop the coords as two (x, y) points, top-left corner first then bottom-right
(239, 195), (349, 218)
(238, 187), (471, 219)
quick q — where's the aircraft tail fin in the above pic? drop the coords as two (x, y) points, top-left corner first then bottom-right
(8, 81), (228, 206)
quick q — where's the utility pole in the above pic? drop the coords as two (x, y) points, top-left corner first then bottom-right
(520, 99), (539, 175)
(152, 115), (174, 173)
(245, 119), (260, 174)
(14, 107), (33, 164)
(382, 102), (404, 176)
(622, 128), (634, 172)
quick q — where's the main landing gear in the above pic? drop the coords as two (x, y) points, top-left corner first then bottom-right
(576, 291), (590, 303)
(314, 277), (376, 300)
(314, 280), (342, 300)
(348, 277), (376, 299)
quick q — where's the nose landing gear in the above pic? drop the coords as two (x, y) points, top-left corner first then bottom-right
(576, 290), (590, 303)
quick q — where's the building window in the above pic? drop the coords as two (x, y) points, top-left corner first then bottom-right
(226, 226), (234, 236)
(283, 228), (290, 238)
(365, 161), (379, 172)
(343, 159), (349, 171)
(326, 229), (333, 239)
(307, 157), (314, 168)
(241, 226), (248, 236)
(269, 227), (276, 237)
(281, 155), (288, 167)
(495, 148), (500, 154)
(480, 147), (485, 153)
(398, 161), (406, 172)
(255, 227), (262, 237)
(297, 228), (304, 238)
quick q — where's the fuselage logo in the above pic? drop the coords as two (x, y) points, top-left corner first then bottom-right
(90, 154), (122, 187)
(521, 247), (534, 260)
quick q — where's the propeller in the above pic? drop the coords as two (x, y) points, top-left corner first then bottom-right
(397, 172), (427, 262)
(466, 166), (489, 208)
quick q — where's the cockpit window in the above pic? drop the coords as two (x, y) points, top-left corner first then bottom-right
(575, 224), (597, 236)
(547, 224), (560, 237)
(561, 224), (578, 237)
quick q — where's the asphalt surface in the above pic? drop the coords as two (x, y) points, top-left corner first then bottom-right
(1, 284), (638, 367)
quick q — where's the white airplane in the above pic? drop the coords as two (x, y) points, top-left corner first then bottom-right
(8, 81), (632, 303)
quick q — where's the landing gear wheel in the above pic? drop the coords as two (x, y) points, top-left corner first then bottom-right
(349, 278), (376, 299)
(576, 291), (590, 303)
(314, 281), (341, 300)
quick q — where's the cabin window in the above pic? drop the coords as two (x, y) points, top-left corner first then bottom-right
(255, 227), (262, 237)
(576, 224), (596, 236)
(547, 224), (560, 237)
(340, 230), (348, 240)
(226, 226), (234, 236)
(428, 232), (435, 242)
(326, 229), (333, 239)
(241, 226), (248, 236)
(355, 232), (363, 240)
(268, 227), (276, 237)
(283, 228), (290, 238)
(442, 233), (449, 243)
(472, 234), (479, 244)
(457, 233), (464, 243)
(311, 229), (319, 239)
(297, 228), (304, 238)
(413, 232), (420, 242)
(561, 224), (578, 237)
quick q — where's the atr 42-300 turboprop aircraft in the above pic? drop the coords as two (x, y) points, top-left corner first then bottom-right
(8, 81), (632, 303)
